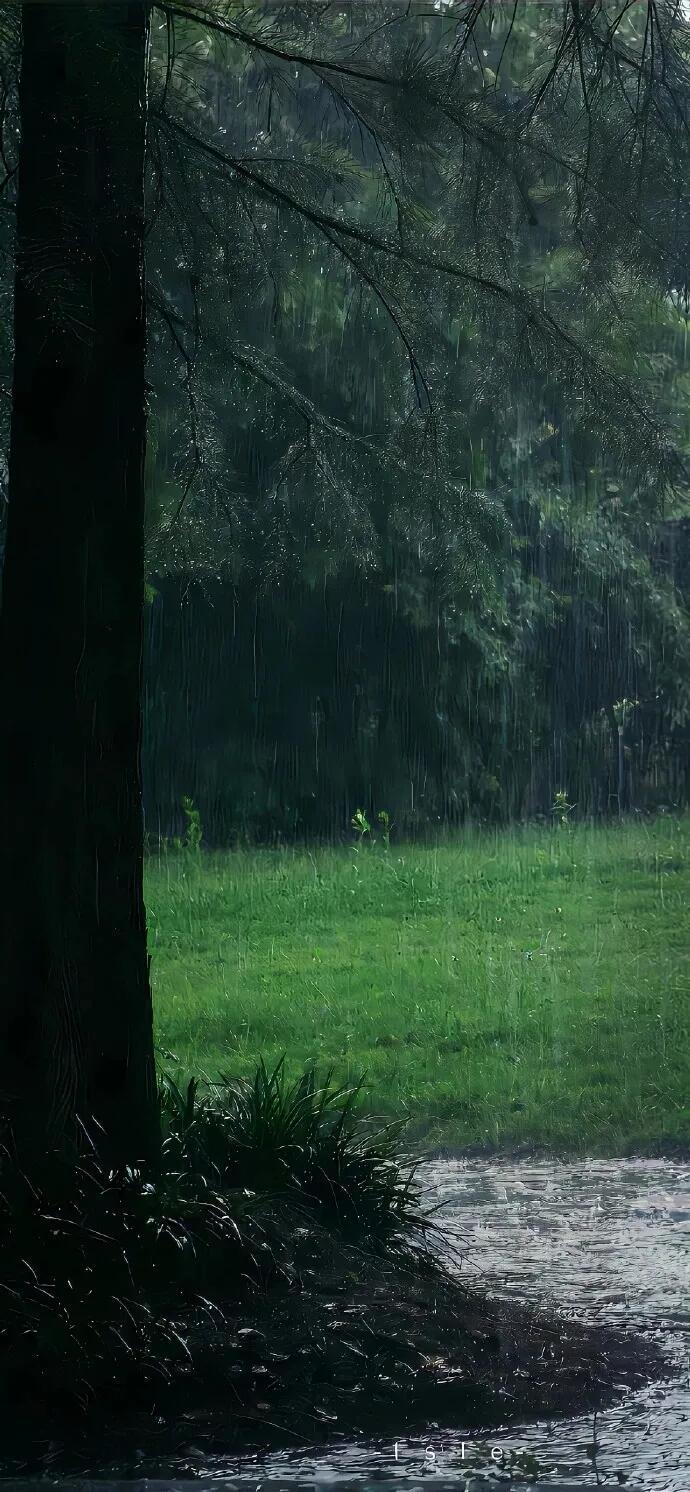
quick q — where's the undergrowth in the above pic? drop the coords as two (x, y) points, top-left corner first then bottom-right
(0, 1062), (667, 1469)
(0, 1063), (426, 1416)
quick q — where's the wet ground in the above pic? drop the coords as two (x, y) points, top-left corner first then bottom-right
(4, 1158), (690, 1490)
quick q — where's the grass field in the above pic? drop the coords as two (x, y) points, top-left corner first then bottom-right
(147, 815), (690, 1154)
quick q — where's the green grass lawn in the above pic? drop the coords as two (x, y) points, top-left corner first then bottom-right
(147, 815), (690, 1154)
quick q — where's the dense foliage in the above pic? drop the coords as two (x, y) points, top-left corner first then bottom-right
(1, 2), (689, 838)
(141, 3), (690, 840)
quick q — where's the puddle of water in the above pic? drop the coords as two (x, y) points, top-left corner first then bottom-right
(202, 1160), (690, 1490)
(6, 1160), (690, 1490)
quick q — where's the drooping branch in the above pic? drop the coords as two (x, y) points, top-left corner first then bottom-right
(142, 0), (690, 587)
(157, 110), (677, 470)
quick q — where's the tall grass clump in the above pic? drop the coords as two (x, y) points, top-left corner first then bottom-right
(0, 1064), (427, 1419)
(161, 1058), (424, 1245)
(0, 1139), (270, 1414)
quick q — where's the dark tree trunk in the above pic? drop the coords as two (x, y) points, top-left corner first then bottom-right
(0, 3), (159, 1174)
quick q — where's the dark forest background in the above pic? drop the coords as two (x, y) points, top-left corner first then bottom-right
(142, 3), (690, 843)
(4, 2), (690, 844)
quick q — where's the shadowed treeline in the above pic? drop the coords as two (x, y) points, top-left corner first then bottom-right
(144, 512), (690, 847)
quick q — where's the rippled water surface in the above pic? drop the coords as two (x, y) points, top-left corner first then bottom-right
(8, 1159), (690, 1491)
(201, 1160), (690, 1490)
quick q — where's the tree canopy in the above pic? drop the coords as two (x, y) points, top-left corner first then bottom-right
(136, 0), (690, 838)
